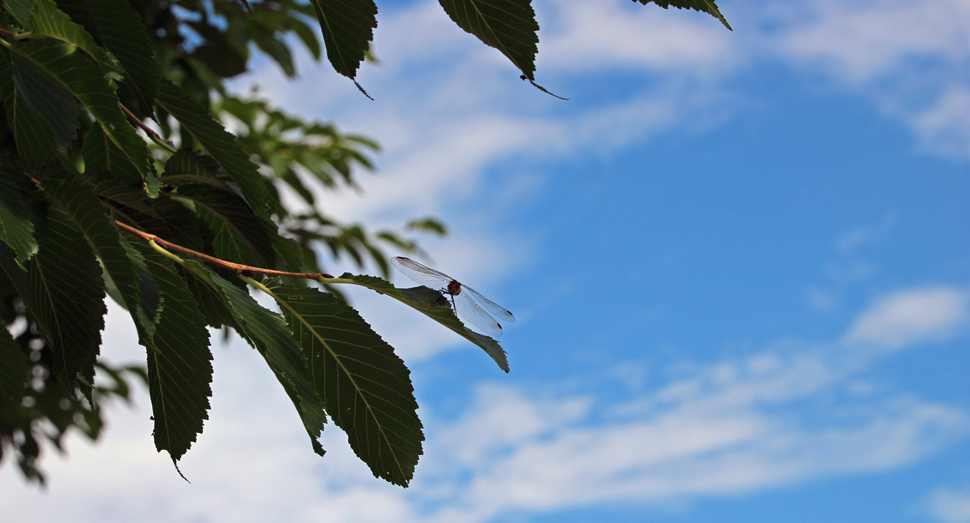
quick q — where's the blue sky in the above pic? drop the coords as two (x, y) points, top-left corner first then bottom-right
(2, 0), (969, 521)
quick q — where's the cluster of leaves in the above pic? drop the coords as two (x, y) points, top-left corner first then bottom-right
(0, 0), (728, 489)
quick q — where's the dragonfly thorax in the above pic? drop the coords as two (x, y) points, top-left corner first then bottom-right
(446, 280), (462, 296)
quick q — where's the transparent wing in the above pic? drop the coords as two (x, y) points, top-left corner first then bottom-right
(462, 286), (515, 323)
(453, 293), (504, 337)
(391, 256), (453, 289)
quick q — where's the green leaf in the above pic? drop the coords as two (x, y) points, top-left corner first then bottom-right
(251, 26), (295, 77)
(0, 327), (29, 399)
(270, 233), (306, 273)
(154, 79), (271, 219)
(82, 120), (146, 189)
(345, 273), (509, 372)
(87, 170), (210, 253)
(438, 0), (538, 81)
(85, 0), (160, 117)
(0, 156), (40, 264)
(264, 281), (423, 486)
(0, 54), (58, 169)
(4, 0), (35, 28)
(636, 0), (731, 30)
(308, 0), (377, 81)
(171, 184), (276, 268)
(178, 264), (239, 329)
(8, 47), (79, 153)
(184, 259), (327, 455)
(29, 0), (123, 74)
(6, 38), (153, 180)
(132, 241), (212, 462)
(51, 0), (100, 39)
(123, 239), (161, 329)
(42, 178), (159, 336)
(0, 206), (106, 391)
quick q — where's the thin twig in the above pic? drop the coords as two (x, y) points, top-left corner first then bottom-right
(119, 103), (177, 153)
(115, 221), (333, 281)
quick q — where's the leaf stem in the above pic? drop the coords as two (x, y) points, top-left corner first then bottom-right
(115, 220), (333, 280)
(0, 28), (31, 40)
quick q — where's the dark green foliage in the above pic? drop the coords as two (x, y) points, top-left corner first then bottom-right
(134, 242), (212, 461)
(195, 261), (328, 456)
(0, 0), (727, 489)
(266, 281), (424, 486)
(636, 0), (731, 30)
(0, 156), (40, 263)
(309, 0), (377, 80)
(0, 56), (58, 169)
(346, 273), (510, 372)
(439, 0), (540, 80)
(85, 0), (160, 118)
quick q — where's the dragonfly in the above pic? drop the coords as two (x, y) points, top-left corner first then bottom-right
(390, 256), (515, 337)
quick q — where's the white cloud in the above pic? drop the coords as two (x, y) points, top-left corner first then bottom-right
(3, 284), (967, 523)
(843, 286), (970, 350)
(774, 0), (970, 156)
(928, 488), (970, 523)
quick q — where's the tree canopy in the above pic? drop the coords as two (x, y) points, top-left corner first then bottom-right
(0, 0), (729, 487)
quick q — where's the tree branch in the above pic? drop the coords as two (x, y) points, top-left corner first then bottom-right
(119, 103), (177, 153)
(115, 221), (333, 281)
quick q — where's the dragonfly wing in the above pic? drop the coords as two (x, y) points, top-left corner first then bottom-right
(454, 293), (503, 337)
(463, 286), (515, 323)
(391, 257), (453, 289)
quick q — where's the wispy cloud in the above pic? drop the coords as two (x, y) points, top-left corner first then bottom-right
(927, 487), (970, 523)
(843, 286), (969, 350)
(773, 0), (970, 156)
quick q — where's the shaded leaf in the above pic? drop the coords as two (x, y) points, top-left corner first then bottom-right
(265, 281), (423, 486)
(8, 48), (79, 153)
(171, 184), (276, 268)
(85, 0), (160, 117)
(6, 38), (153, 179)
(132, 241), (212, 462)
(5, 0), (34, 28)
(82, 120), (146, 189)
(88, 171), (209, 253)
(438, 0), (539, 81)
(0, 54), (58, 169)
(0, 207), (106, 391)
(636, 0), (731, 30)
(343, 273), (509, 372)
(183, 258), (327, 454)
(309, 0), (377, 81)
(0, 156), (40, 263)
(0, 327), (28, 399)
(155, 79), (270, 219)
(42, 178), (159, 335)
(29, 0), (122, 74)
